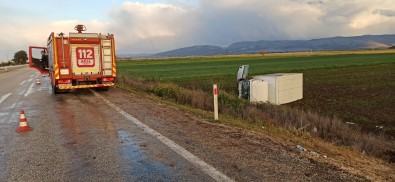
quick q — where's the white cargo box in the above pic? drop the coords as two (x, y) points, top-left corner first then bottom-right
(249, 79), (268, 103)
(253, 73), (303, 105)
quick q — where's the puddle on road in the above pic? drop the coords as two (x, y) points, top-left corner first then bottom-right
(117, 129), (178, 181)
(0, 137), (5, 156)
(0, 113), (7, 121)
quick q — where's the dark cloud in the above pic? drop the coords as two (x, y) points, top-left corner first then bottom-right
(288, 0), (324, 5)
(373, 9), (395, 17)
(308, 1), (324, 5)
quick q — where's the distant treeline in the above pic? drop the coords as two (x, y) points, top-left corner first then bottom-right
(0, 61), (12, 67)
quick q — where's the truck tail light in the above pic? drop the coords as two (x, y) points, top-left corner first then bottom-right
(102, 77), (114, 82)
(58, 79), (72, 84)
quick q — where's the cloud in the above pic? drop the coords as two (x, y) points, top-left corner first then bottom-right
(106, 2), (193, 53)
(1, 0), (395, 60)
(373, 9), (395, 17)
(107, 0), (395, 54)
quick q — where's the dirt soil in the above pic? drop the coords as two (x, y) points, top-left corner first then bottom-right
(100, 88), (394, 181)
(288, 63), (395, 138)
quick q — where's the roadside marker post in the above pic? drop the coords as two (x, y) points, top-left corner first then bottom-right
(213, 84), (218, 120)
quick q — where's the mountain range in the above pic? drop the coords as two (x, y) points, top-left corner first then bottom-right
(150, 34), (395, 57)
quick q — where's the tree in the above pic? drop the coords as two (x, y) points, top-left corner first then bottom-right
(12, 50), (28, 64)
(259, 50), (268, 56)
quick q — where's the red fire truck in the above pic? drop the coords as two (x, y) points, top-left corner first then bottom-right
(29, 24), (116, 94)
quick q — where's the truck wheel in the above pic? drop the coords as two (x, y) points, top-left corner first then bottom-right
(52, 85), (59, 94)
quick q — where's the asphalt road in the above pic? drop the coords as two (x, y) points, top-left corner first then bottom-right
(0, 67), (216, 182)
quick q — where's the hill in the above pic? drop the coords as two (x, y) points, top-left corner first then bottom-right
(152, 34), (395, 57)
(153, 45), (225, 57)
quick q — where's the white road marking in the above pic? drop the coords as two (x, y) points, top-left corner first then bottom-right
(30, 75), (34, 78)
(17, 90), (25, 95)
(0, 93), (12, 105)
(20, 80), (26, 85)
(24, 81), (36, 97)
(92, 91), (234, 182)
(9, 103), (16, 109)
(27, 78), (33, 82)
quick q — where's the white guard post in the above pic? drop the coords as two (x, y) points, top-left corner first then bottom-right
(213, 84), (218, 120)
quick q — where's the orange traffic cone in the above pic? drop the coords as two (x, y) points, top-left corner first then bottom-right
(16, 110), (33, 133)
(36, 78), (41, 85)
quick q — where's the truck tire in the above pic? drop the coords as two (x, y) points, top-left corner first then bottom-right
(52, 85), (59, 94)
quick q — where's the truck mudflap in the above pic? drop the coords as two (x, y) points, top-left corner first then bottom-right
(58, 83), (115, 90)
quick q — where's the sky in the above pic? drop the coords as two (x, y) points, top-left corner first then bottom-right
(1, 0), (394, 61)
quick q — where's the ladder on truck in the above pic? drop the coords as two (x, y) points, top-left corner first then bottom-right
(102, 40), (113, 76)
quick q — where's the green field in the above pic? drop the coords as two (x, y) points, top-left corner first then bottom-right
(119, 53), (395, 79)
(118, 53), (395, 93)
(118, 53), (395, 137)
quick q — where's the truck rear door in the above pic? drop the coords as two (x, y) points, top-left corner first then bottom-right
(71, 45), (101, 76)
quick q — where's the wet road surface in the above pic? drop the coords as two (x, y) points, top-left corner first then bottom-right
(0, 68), (215, 181)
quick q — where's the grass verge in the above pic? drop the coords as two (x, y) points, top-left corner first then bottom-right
(116, 72), (395, 163)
